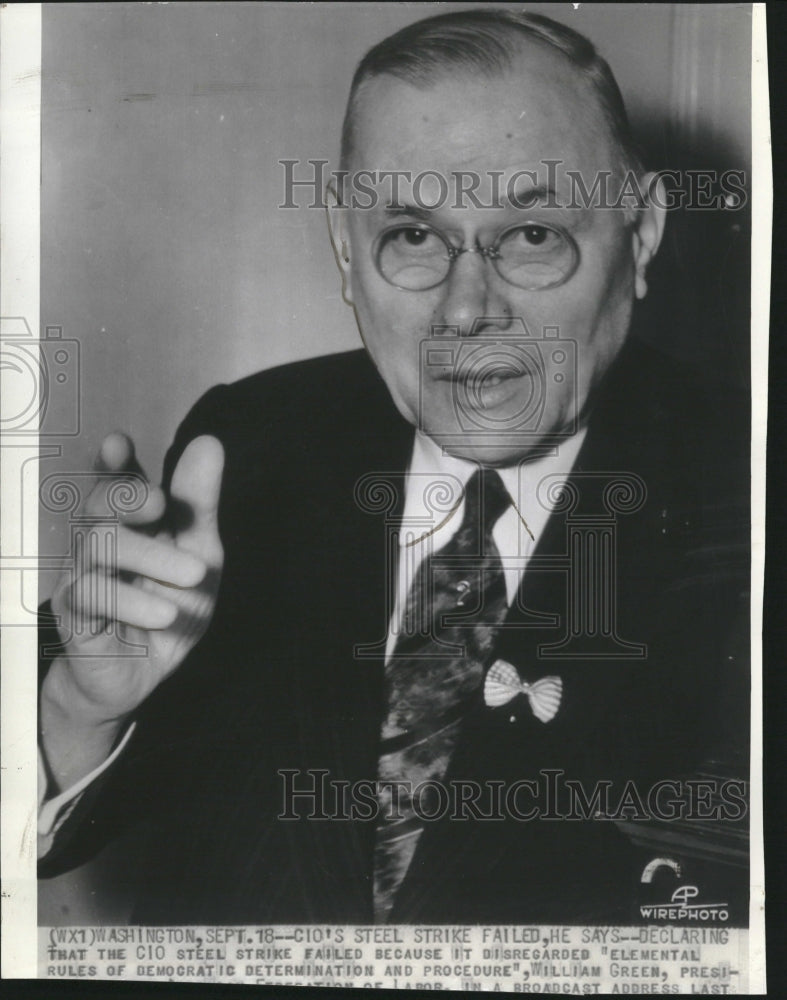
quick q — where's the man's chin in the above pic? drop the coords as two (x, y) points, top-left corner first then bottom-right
(424, 430), (559, 469)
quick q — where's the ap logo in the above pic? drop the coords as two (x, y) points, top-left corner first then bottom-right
(671, 885), (700, 907)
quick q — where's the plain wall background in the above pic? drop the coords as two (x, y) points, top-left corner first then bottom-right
(38, 2), (753, 923)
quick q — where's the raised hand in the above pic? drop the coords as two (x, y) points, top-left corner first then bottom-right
(41, 432), (225, 792)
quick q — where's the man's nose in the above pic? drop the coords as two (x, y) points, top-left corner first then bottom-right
(436, 250), (515, 337)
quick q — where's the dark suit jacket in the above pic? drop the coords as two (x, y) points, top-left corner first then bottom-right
(39, 333), (749, 925)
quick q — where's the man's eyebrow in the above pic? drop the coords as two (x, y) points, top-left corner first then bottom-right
(504, 183), (557, 209)
(381, 186), (565, 216)
(383, 203), (435, 222)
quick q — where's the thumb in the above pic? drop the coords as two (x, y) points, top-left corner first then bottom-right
(169, 435), (225, 561)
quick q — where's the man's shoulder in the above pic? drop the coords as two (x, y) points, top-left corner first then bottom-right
(596, 336), (749, 463)
(600, 338), (750, 570)
(232, 347), (376, 393)
(216, 348), (387, 419)
(180, 348), (398, 431)
(579, 337), (749, 559)
(164, 349), (412, 483)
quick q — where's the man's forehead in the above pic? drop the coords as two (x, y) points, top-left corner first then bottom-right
(348, 49), (616, 180)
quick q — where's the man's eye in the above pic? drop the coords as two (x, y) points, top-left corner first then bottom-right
(389, 227), (441, 251)
(401, 227), (429, 246)
(495, 223), (576, 288)
(381, 226), (444, 257)
(376, 226), (450, 289)
(510, 224), (560, 247)
(499, 224), (567, 257)
(523, 225), (548, 245)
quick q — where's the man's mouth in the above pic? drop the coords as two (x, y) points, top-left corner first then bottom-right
(433, 362), (532, 386)
(429, 361), (535, 416)
(434, 362), (533, 388)
(468, 367), (523, 387)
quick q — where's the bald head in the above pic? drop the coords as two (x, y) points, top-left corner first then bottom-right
(340, 9), (641, 178)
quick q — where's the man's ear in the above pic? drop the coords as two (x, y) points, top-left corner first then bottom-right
(631, 172), (667, 300)
(325, 183), (354, 306)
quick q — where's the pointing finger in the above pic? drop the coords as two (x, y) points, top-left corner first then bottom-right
(95, 432), (138, 474)
(85, 432), (158, 524)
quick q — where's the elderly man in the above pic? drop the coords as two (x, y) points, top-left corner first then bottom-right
(38, 9), (748, 925)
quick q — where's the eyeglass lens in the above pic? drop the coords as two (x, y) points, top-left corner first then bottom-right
(375, 223), (577, 291)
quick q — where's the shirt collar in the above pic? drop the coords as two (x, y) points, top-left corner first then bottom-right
(403, 427), (588, 525)
(391, 427), (587, 615)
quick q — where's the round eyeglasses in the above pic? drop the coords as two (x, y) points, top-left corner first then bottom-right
(372, 221), (579, 292)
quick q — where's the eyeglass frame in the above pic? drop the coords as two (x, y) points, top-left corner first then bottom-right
(371, 219), (581, 293)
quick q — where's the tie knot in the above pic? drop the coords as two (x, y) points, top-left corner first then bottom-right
(461, 468), (511, 537)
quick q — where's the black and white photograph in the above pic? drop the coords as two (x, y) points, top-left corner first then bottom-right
(0, 1), (768, 991)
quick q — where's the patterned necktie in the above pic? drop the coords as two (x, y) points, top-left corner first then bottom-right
(373, 467), (511, 921)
